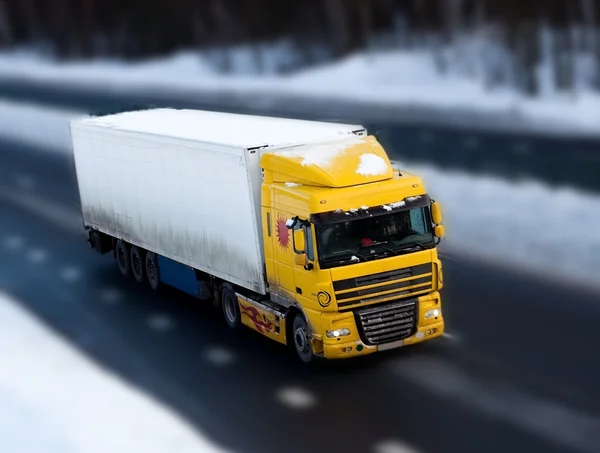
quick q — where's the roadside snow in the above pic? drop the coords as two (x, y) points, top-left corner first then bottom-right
(403, 161), (600, 290)
(0, 99), (82, 152)
(1, 49), (600, 136)
(0, 291), (233, 453)
(0, 99), (598, 291)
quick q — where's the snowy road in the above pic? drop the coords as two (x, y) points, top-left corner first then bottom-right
(1, 137), (600, 453)
(1, 95), (600, 452)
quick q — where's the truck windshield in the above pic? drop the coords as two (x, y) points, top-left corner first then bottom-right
(315, 207), (434, 268)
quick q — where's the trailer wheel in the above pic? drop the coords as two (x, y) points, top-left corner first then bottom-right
(145, 252), (160, 291)
(115, 240), (131, 278)
(292, 314), (313, 364)
(130, 246), (146, 283)
(221, 286), (240, 329)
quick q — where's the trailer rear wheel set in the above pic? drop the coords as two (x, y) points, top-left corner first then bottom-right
(100, 233), (312, 362)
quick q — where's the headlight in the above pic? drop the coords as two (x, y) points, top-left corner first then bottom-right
(425, 308), (441, 319)
(326, 328), (351, 338)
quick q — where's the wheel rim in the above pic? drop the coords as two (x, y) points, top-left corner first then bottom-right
(117, 246), (127, 269)
(294, 325), (310, 355)
(132, 252), (142, 276)
(147, 260), (157, 283)
(223, 294), (236, 324)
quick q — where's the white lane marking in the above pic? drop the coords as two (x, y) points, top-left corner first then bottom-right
(373, 440), (421, 453)
(0, 185), (84, 236)
(100, 288), (122, 305)
(61, 266), (82, 283)
(442, 332), (460, 342)
(0, 289), (233, 453)
(146, 313), (175, 332)
(16, 174), (36, 191)
(204, 347), (236, 366)
(276, 387), (317, 410)
(392, 356), (600, 453)
(26, 248), (47, 264)
(2, 235), (24, 251)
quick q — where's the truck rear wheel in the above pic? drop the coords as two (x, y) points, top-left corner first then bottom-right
(115, 240), (131, 278)
(145, 252), (160, 291)
(221, 286), (241, 329)
(292, 314), (313, 364)
(130, 246), (146, 283)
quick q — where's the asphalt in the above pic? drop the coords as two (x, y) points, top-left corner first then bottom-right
(1, 139), (600, 453)
(1, 78), (600, 194)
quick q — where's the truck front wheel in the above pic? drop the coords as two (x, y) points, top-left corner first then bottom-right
(292, 314), (313, 364)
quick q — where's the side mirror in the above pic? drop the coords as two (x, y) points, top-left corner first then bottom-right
(434, 225), (446, 239)
(431, 201), (443, 225)
(293, 227), (306, 253)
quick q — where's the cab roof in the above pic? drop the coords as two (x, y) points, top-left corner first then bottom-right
(261, 135), (394, 188)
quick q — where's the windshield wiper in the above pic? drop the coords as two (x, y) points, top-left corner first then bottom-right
(399, 240), (432, 251)
(321, 250), (369, 263)
(360, 243), (399, 257)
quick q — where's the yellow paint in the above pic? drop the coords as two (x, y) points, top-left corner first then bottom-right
(253, 134), (447, 360)
(237, 295), (287, 345)
(261, 135), (393, 188)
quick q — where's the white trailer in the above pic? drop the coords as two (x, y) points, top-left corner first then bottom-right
(69, 108), (365, 294)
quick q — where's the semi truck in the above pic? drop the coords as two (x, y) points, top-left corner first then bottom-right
(69, 108), (446, 363)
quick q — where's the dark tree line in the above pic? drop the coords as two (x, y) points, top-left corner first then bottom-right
(0, 0), (599, 93)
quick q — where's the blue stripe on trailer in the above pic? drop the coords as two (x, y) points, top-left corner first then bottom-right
(157, 255), (199, 298)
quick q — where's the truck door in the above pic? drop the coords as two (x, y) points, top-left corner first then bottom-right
(271, 210), (297, 302)
(291, 220), (319, 309)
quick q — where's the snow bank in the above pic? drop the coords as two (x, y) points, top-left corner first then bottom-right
(405, 161), (600, 291)
(0, 291), (233, 453)
(1, 49), (600, 136)
(0, 99), (597, 291)
(0, 99), (82, 152)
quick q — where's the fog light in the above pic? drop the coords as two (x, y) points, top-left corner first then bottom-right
(326, 328), (351, 338)
(425, 308), (441, 319)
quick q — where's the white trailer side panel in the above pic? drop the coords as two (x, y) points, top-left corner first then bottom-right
(70, 123), (266, 294)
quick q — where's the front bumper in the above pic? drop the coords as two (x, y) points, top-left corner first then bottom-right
(321, 319), (444, 359)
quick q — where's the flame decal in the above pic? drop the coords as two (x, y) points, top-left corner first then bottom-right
(240, 304), (277, 334)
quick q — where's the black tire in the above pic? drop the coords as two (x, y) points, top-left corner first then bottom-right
(115, 240), (131, 278)
(145, 252), (160, 291)
(292, 314), (313, 364)
(221, 285), (241, 329)
(130, 246), (146, 283)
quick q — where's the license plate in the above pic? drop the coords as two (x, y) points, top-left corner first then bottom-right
(378, 339), (404, 351)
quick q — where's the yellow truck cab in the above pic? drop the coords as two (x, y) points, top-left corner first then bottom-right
(70, 109), (445, 363)
(257, 134), (445, 362)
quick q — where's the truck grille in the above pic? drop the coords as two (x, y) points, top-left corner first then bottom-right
(334, 263), (432, 308)
(354, 299), (417, 346)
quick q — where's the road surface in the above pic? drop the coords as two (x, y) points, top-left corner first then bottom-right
(1, 138), (600, 453)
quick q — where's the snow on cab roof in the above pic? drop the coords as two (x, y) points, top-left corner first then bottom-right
(77, 108), (365, 150)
